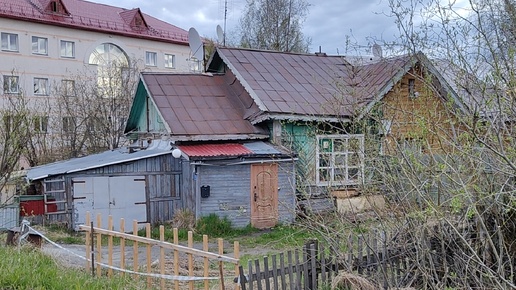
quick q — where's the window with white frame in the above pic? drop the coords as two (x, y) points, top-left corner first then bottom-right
(3, 75), (19, 94)
(62, 79), (75, 96)
(32, 36), (48, 55)
(34, 78), (49, 95)
(1, 32), (18, 51)
(164, 53), (175, 68)
(316, 134), (364, 186)
(33, 116), (48, 133)
(60, 40), (75, 58)
(145, 51), (157, 66)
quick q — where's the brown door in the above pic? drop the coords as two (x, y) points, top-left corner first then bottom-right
(251, 163), (279, 229)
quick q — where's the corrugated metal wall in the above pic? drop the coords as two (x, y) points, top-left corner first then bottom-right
(197, 160), (296, 228)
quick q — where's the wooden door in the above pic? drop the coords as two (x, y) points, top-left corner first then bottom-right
(251, 163), (279, 229)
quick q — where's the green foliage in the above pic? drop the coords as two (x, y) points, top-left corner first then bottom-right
(0, 246), (141, 289)
(195, 214), (256, 238)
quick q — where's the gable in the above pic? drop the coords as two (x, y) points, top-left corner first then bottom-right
(119, 8), (148, 31)
(125, 73), (269, 142)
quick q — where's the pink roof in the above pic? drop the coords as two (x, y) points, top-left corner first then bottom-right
(178, 144), (253, 157)
(0, 0), (189, 45)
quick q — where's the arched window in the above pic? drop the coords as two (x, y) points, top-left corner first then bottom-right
(88, 43), (129, 97)
(88, 43), (128, 66)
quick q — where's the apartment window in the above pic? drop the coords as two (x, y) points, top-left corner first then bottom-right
(164, 54), (175, 68)
(145, 51), (157, 66)
(316, 134), (364, 186)
(3, 75), (19, 94)
(32, 36), (48, 55)
(62, 80), (75, 96)
(34, 78), (49, 95)
(33, 116), (48, 133)
(60, 40), (75, 58)
(62, 116), (75, 132)
(1, 33), (18, 51)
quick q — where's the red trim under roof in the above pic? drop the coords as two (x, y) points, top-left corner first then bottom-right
(178, 144), (253, 158)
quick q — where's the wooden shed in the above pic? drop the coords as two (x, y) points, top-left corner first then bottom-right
(177, 141), (296, 229)
(26, 140), (186, 230)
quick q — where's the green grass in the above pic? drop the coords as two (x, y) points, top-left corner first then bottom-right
(0, 246), (143, 289)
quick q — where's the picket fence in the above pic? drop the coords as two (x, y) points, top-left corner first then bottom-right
(80, 212), (241, 290)
(238, 232), (413, 290)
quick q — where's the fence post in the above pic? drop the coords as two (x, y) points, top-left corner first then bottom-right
(159, 225), (165, 290)
(132, 220), (138, 279)
(203, 235), (209, 290)
(108, 215), (113, 277)
(96, 213), (102, 277)
(85, 211), (91, 272)
(146, 223), (151, 288)
(234, 241), (241, 290)
(120, 218), (125, 277)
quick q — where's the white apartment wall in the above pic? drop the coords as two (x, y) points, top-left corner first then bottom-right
(0, 18), (193, 99)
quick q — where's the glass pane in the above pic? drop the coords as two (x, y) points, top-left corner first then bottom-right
(318, 169), (330, 182)
(334, 153), (346, 166)
(348, 167), (360, 180)
(334, 168), (346, 182)
(334, 139), (347, 153)
(318, 154), (330, 167)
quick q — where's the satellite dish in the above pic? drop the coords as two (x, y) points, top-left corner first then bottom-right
(372, 43), (383, 58)
(188, 27), (204, 61)
(216, 25), (224, 45)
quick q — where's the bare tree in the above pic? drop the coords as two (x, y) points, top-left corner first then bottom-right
(237, 0), (311, 52)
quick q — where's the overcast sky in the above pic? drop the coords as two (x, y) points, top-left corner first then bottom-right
(92, 0), (400, 55)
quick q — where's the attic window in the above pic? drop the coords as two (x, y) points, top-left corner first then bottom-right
(408, 78), (416, 98)
(51, 1), (58, 12)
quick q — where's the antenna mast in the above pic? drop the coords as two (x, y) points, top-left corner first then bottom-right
(223, 0), (227, 46)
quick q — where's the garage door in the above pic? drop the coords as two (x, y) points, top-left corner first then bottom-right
(73, 176), (146, 230)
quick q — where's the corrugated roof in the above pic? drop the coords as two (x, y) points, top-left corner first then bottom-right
(141, 73), (268, 139)
(0, 0), (189, 45)
(27, 141), (172, 180)
(211, 48), (413, 119)
(177, 141), (286, 158)
(178, 143), (253, 158)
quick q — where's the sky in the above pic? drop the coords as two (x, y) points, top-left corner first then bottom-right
(91, 0), (402, 56)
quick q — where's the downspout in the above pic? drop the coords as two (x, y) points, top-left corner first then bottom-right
(194, 164), (200, 220)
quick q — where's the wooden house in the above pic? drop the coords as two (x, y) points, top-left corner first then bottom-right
(205, 48), (469, 199)
(122, 73), (297, 229)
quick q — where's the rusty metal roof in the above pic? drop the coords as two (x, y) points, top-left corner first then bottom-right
(0, 0), (189, 45)
(141, 73), (268, 140)
(211, 48), (414, 121)
(177, 141), (288, 158)
(178, 143), (252, 157)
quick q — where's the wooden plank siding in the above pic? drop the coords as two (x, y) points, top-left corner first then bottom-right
(196, 160), (296, 228)
(42, 153), (185, 227)
(381, 69), (463, 154)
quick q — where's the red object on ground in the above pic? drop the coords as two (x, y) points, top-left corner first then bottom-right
(20, 199), (57, 216)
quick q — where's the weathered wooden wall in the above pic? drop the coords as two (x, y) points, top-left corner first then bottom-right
(196, 160), (296, 228)
(42, 153), (185, 227)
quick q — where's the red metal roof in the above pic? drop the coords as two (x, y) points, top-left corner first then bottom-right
(178, 143), (253, 157)
(0, 0), (189, 45)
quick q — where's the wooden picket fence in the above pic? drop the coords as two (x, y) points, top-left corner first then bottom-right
(238, 232), (413, 290)
(79, 212), (241, 290)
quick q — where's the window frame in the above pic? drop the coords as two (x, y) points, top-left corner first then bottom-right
(33, 77), (49, 95)
(1, 32), (19, 52)
(164, 53), (176, 69)
(315, 134), (365, 186)
(60, 40), (75, 58)
(61, 79), (75, 97)
(3, 75), (19, 94)
(145, 51), (157, 67)
(62, 116), (75, 133)
(31, 36), (48, 55)
(33, 115), (49, 133)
